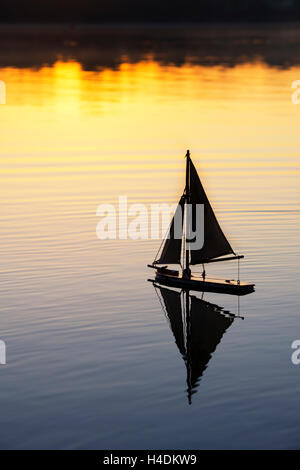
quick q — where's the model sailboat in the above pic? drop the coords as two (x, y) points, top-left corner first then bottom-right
(148, 150), (255, 295)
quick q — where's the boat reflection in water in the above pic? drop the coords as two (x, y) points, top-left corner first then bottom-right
(151, 281), (244, 404)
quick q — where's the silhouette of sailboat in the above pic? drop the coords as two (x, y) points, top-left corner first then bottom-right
(148, 150), (255, 296)
(152, 282), (242, 404)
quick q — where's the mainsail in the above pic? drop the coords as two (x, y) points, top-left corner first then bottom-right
(156, 195), (185, 265)
(189, 159), (234, 264)
(155, 153), (235, 266)
(155, 153), (235, 264)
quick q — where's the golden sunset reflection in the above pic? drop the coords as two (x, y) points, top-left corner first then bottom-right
(1, 58), (299, 218)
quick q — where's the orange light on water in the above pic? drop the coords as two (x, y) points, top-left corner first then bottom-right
(0, 58), (299, 210)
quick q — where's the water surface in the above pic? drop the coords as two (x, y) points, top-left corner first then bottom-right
(0, 25), (300, 449)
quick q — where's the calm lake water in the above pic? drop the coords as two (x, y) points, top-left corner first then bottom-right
(0, 24), (300, 449)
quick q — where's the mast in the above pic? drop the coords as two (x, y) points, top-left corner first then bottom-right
(184, 151), (191, 400)
(185, 150), (190, 272)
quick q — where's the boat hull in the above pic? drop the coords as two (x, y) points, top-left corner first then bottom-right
(155, 272), (255, 296)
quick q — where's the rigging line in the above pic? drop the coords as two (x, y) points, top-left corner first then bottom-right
(153, 221), (170, 264)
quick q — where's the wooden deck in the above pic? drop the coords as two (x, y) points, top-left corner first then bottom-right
(155, 271), (255, 296)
